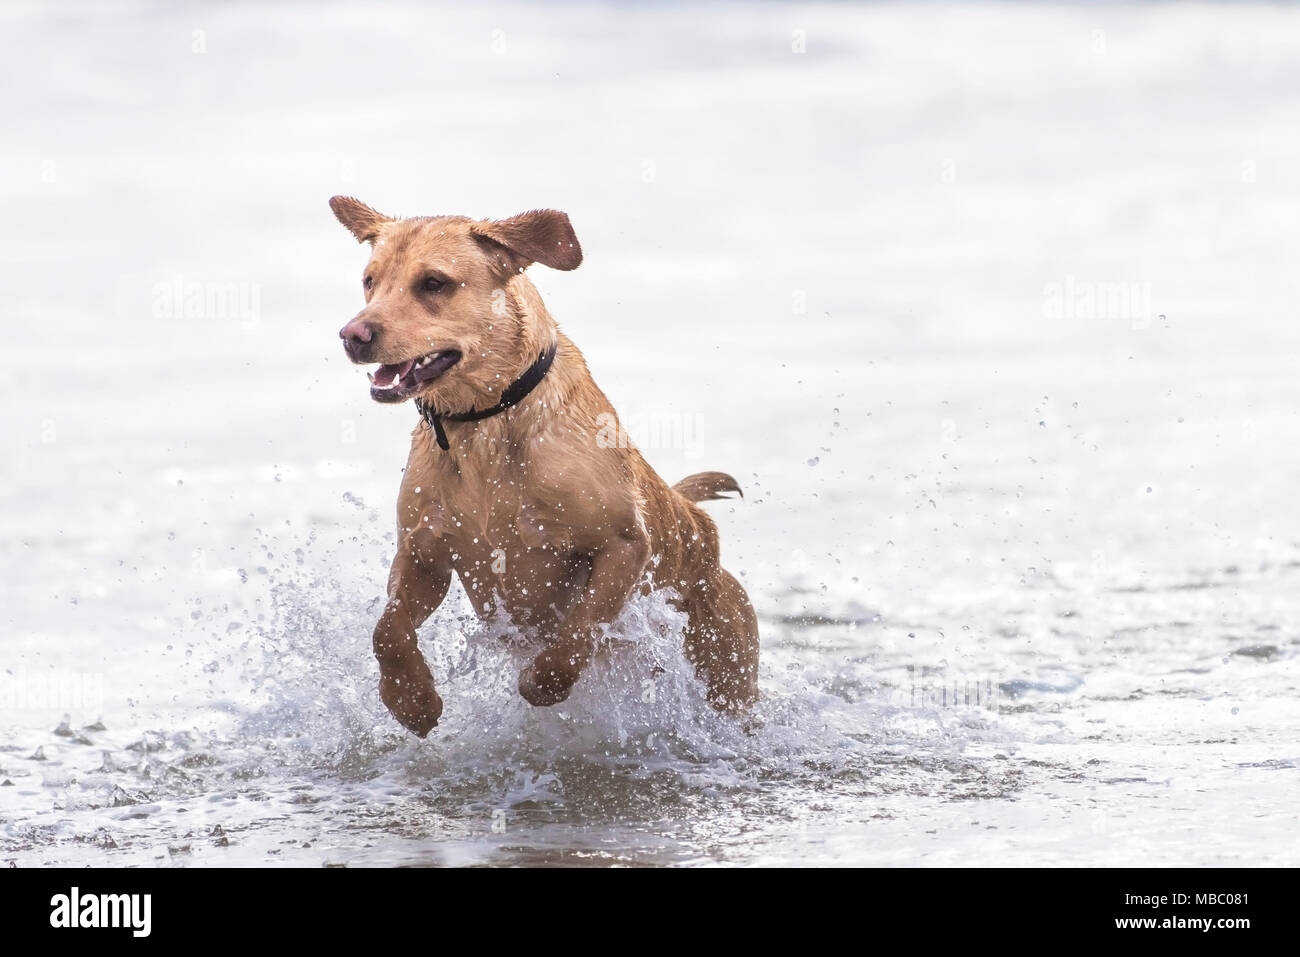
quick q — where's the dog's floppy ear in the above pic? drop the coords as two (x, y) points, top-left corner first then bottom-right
(470, 210), (583, 272)
(329, 195), (392, 244)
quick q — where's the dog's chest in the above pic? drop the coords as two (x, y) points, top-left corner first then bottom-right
(418, 442), (587, 626)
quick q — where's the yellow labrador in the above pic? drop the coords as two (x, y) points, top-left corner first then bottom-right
(331, 197), (759, 736)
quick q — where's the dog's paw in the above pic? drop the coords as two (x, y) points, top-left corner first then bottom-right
(379, 669), (444, 737)
(518, 655), (579, 707)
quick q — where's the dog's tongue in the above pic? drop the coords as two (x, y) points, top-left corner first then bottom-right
(371, 359), (415, 387)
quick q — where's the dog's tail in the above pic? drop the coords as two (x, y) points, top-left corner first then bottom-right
(673, 471), (743, 503)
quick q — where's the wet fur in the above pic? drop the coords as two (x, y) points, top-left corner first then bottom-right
(330, 197), (760, 736)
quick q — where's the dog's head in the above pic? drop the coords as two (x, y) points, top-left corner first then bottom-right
(329, 196), (581, 408)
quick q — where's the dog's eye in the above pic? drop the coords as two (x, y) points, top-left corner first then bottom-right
(421, 276), (445, 293)
(363, 276), (374, 291)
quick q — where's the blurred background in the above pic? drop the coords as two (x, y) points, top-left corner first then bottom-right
(2, 1), (1298, 866)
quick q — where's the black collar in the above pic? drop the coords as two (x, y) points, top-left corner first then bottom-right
(414, 340), (557, 451)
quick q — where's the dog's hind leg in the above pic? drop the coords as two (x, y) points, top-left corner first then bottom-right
(682, 568), (760, 713)
(372, 526), (453, 737)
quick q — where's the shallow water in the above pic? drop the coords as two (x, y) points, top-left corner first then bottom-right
(3, 0), (1299, 866)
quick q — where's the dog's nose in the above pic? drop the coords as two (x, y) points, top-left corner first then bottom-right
(340, 319), (376, 361)
(340, 319), (375, 344)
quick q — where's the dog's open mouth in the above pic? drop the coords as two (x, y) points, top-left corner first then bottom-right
(368, 349), (462, 402)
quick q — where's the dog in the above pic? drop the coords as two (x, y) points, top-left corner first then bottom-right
(329, 196), (760, 736)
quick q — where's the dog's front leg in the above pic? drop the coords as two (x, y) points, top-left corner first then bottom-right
(518, 531), (650, 706)
(373, 527), (452, 736)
